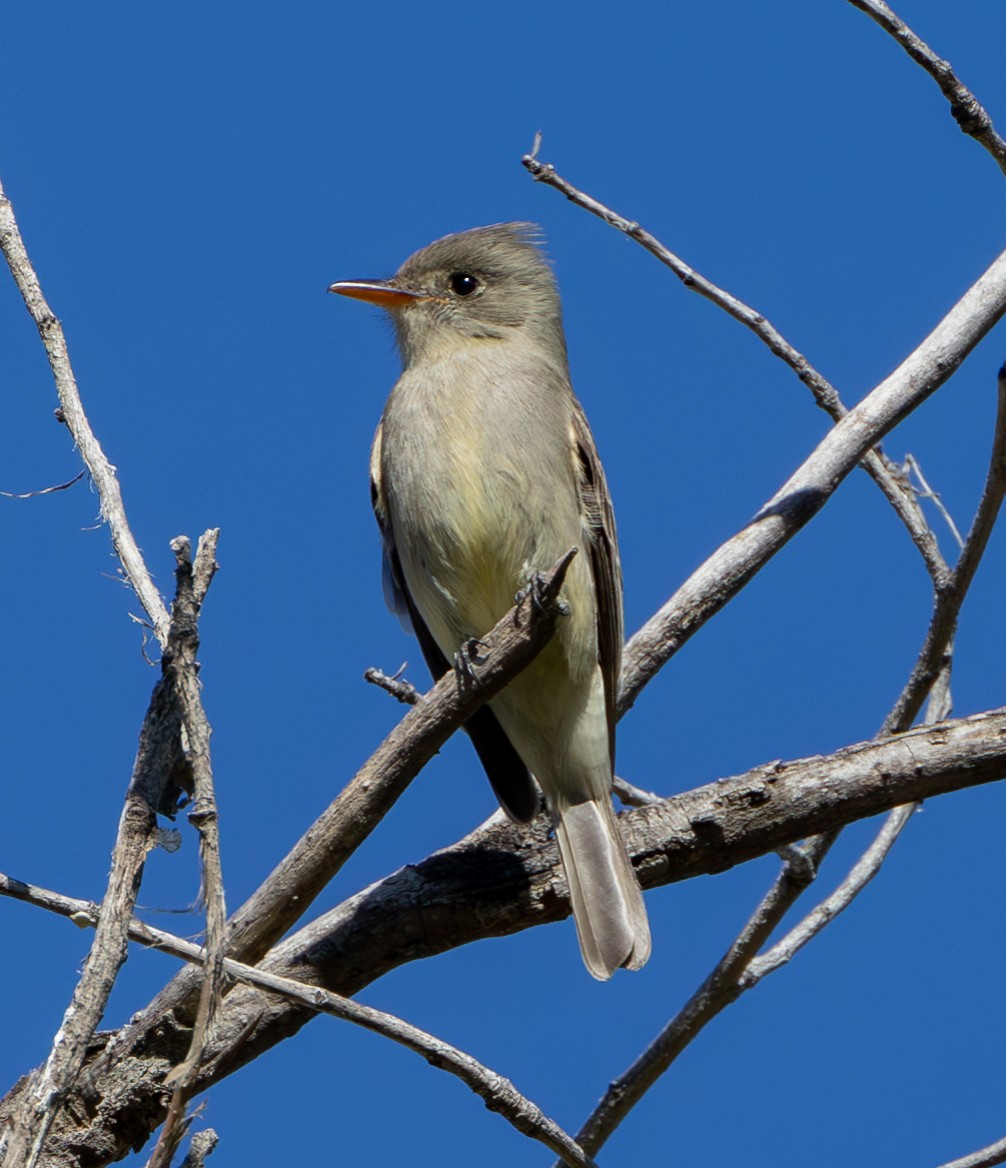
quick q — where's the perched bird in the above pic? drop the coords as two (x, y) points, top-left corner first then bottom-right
(329, 224), (650, 978)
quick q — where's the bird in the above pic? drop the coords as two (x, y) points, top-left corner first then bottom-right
(329, 223), (650, 978)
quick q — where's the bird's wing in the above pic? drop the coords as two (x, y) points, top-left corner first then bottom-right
(569, 399), (624, 765)
(370, 419), (539, 823)
(370, 421), (413, 631)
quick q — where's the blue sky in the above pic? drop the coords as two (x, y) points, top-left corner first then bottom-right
(2, 3), (1004, 1165)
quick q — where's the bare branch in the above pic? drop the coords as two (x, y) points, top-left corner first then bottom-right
(904, 454), (966, 549)
(0, 877), (596, 1168)
(0, 531), (222, 1168)
(522, 144), (950, 584)
(578, 390), (1006, 1147)
(225, 548), (575, 962)
(148, 532), (225, 1168)
(9, 706), (996, 1166)
(0, 176), (171, 644)
(592, 366), (1006, 1143)
(747, 363), (1006, 1055)
(364, 664), (420, 705)
(84, 549), (577, 1087)
(882, 366), (1006, 735)
(0, 469), (86, 499)
(935, 1134), (1006, 1168)
(521, 151), (998, 1157)
(581, 375), (1006, 1150)
(567, 829), (832, 1159)
(612, 775), (663, 808)
(177, 1130), (218, 1168)
(743, 805), (916, 985)
(846, 0), (1006, 178)
(619, 243), (1006, 711)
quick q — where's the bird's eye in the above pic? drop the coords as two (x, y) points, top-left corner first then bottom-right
(448, 272), (480, 297)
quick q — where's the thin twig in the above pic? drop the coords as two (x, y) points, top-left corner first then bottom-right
(0, 469), (86, 499)
(612, 775), (662, 808)
(751, 369), (1006, 990)
(845, 0), (1006, 178)
(882, 367), (1006, 735)
(526, 139), (1004, 1160)
(763, 366), (1006, 995)
(364, 664), (420, 705)
(742, 806), (916, 985)
(0, 175), (171, 644)
(0, 877), (596, 1168)
(568, 829), (832, 1158)
(521, 152), (986, 1160)
(749, 646), (952, 987)
(522, 141), (949, 584)
(904, 453), (965, 549)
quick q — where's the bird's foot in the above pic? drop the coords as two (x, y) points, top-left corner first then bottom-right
(515, 572), (571, 625)
(454, 637), (489, 688)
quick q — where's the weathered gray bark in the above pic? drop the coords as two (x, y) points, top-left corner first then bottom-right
(3, 706), (1003, 1167)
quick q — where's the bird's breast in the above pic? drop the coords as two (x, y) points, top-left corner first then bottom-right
(379, 345), (584, 644)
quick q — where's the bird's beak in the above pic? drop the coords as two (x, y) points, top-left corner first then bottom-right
(327, 279), (422, 309)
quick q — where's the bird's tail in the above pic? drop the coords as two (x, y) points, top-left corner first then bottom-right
(553, 797), (651, 980)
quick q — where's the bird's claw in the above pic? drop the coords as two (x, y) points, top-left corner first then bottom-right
(515, 572), (570, 624)
(454, 637), (488, 687)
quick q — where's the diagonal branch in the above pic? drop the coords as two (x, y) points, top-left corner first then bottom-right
(572, 365), (1006, 1155)
(748, 363), (1006, 989)
(0, 174), (171, 644)
(882, 365), (1006, 734)
(567, 827), (828, 1158)
(8, 705), (1004, 1166)
(90, 550), (577, 1082)
(618, 240), (1006, 710)
(845, 0), (1006, 178)
(523, 141), (950, 583)
(0, 877), (597, 1168)
(520, 158), (1006, 716)
(935, 1135), (1006, 1168)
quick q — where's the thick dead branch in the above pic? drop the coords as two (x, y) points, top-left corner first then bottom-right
(147, 533), (224, 1168)
(4, 706), (1005, 1166)
(66, 550), (575, 1127)
(0, 880), (595, 1168)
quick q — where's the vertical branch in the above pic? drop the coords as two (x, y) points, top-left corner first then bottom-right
(0, 171), (224, 1165)
(0, 175), (171, 644)
(0, 532), (222, 1168)
(146, 532), (225, 1168)
(882, 365), (1006, 734)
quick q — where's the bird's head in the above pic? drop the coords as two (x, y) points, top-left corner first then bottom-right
(329, 223), (567, 368)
